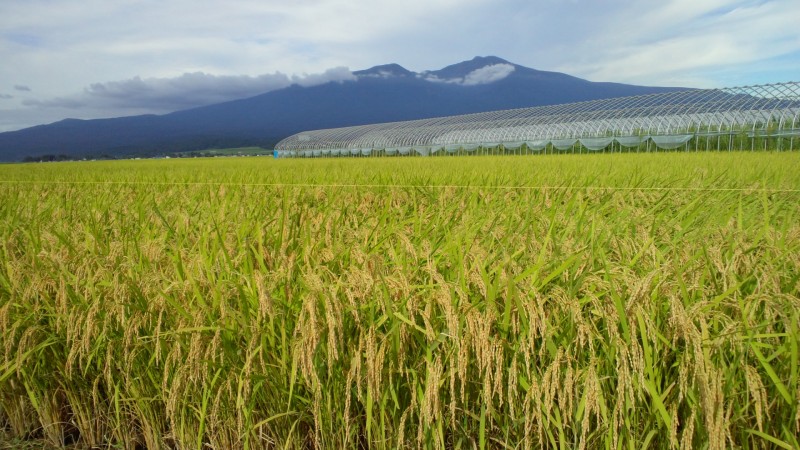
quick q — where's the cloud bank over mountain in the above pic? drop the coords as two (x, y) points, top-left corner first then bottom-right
(23, 68), (356, 112)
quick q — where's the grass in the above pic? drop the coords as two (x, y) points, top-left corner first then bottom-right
(0, 152), (799, 449)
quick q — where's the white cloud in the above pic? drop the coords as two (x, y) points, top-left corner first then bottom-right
(462, 64), (516, 86)
(359, 70), (397, 79)
(551, 0), (800, 86)
(423, 63), (516, 85)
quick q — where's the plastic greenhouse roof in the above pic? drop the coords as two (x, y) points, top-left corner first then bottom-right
(275, 81), (800, 152)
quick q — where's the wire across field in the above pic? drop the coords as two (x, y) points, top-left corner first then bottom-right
(2, 179), (800, 194)
(1, 153), (799, 449)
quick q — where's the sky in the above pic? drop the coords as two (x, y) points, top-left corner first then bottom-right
(1, 0), (798, 132)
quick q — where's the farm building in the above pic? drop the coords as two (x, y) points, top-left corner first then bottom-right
(274, 81), (800, 156)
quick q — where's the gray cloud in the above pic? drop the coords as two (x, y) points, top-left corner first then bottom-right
(0, 94), (13, 100)
(23, 67), (356, 112)
(14, 85), (31, 92)
(24, 97), (86, 109)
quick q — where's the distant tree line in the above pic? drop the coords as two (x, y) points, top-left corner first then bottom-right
(10, 136), (280, 162)
(22, 154), (79, 162)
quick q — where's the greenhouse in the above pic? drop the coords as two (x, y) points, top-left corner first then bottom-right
(274, 81), (800, 157)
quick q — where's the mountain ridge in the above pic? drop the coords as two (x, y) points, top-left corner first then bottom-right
(0, 56), (685, 161)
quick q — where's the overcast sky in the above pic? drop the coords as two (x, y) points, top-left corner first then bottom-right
(1, 0), (798, 132)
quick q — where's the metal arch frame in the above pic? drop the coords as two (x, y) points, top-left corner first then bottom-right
(275, 81), (800, 155)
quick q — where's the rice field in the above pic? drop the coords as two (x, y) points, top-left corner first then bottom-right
(1, 152), (799, 449)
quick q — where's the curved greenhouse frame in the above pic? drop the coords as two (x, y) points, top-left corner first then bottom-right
(275, 81), (800, 157)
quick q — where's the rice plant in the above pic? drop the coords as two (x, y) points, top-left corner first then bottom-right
(1, 153), (799, 449)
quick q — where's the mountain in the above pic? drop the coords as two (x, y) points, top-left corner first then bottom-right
(353, 63), (415, 78)
(0, 56), (685, 161)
